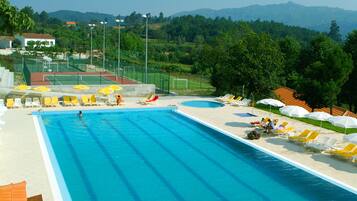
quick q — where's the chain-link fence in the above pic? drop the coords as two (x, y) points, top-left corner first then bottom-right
(18, 55), (214, 95)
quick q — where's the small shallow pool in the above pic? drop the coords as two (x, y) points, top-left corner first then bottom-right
(181, 100), (224, 108)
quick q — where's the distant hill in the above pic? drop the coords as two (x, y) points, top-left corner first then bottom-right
(49, 10), (116, 24)
(173, 2), (357, 36)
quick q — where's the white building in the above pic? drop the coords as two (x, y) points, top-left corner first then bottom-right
(0, 36), (14, 49)
(15, 33), (55, 48)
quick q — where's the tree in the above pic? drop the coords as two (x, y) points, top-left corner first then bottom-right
(341, 30), (357, 112)
(209, 32), (285, 98)
(296, 36), (353, 112)
(278, 37), (301, 88)
(328, 20), (342, 42)
(0, 0), (34, 34)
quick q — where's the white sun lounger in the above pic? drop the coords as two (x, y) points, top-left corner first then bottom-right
(107, 95), (117, 106)
(0, 99), (4, 107)
(215, 94), (232, 101)
(305, 137), (338, 152)
(32, 97), (41, 107)
(14, 98), (22, 108)
(25, 98), (33, 108)
(231, 98), (251, 106)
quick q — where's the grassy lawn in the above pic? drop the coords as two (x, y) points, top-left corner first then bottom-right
(255, 104), (357, 134)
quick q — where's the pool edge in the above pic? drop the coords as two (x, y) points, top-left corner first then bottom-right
(33, 115), (72, 201)
(176, 109), (357, 196)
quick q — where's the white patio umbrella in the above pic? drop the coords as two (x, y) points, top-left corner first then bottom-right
(257, 98), (285, 113)
(279, 105), (310, 118)
(343, 133), (357, 144)
(328, 116), (357, 134)
(305, 111), (332, 130)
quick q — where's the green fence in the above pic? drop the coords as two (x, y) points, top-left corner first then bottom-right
(20, 56), (214, 95)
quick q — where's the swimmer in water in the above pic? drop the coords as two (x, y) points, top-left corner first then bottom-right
(78, 111), (83, 118)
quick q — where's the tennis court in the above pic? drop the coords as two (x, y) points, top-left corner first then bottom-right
(43, 74), (119, 85)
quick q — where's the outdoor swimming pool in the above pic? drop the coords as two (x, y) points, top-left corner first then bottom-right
(35, 108), (357, 201)
(181, 100), (224, 108)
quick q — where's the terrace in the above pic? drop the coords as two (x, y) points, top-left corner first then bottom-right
(0, 96), (356, 200)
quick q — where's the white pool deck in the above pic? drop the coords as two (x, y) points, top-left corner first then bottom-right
(0, 96), (356, 200)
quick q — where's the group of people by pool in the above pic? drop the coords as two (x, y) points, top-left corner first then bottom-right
(251, 118), (286, 134)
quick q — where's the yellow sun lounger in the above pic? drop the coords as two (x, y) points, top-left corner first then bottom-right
(51, 96), (59, 107)
(279, 122), (289, 128)
(43, 97), (52, 107)
(296, 131), (319, 144)
(71, 96), (79, 106)
(227, 96), (242, 103)
(288, 129), (311, 141)
(6, 99), (14, 109)
(328, 144), (356, 156)
(274, 127), (295, 135)
(63, 96), (72, 106)
(335, 147), (357, 159)
(81, 96), (91, 106)
(90, 95), (97, 105)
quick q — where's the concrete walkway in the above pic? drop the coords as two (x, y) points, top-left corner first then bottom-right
(0, 96), (356, 200)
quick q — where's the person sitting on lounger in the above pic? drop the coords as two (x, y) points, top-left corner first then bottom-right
(265, 119), (276, 134)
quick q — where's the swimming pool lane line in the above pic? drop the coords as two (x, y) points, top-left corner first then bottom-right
(145, 116), (270, 201)
(122, 118), (230, 201)
(103, 119), (186, 201)
(80, 120), (143, 201)
(57, 122), (99, 201)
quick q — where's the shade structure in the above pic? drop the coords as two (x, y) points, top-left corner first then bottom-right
(279, 106), (309, 118)
(306, 111), (332, 130)
(98, 87), (114, 96)
(328, 116), (357, 129)
(343, 134), (357, 144)
(257, 99), (285, 107)
(305, 112), (332, 121)
(73, 85), (90, 90)
(14, 84), (31, 91)
(108, 85), (122, 91)
(33, 86), (50, 92)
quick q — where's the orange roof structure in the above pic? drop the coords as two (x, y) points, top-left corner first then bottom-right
(22, 33), (55, 39)
(274, 87), (357, 118)
(66, 21), (77, 25)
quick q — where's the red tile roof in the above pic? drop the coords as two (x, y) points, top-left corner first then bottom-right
(66, 21), (77, 25)
(22, 33), (55, 39)
(274, 87), (357, 118)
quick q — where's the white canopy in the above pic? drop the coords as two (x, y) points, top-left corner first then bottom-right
(305, 112), (332, 121)
(328, 116), (357, 129)
(279, 106), (309, 118)
(343, 134), (357, 144)
(257, 99), (285, 107)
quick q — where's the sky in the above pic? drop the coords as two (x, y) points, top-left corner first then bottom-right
(10, 0), (357, 15)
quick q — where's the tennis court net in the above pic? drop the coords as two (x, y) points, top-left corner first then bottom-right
(43, 73), (118, 85)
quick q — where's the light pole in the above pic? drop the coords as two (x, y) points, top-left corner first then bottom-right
(115, 18), (124, 81)
(100, 21), (107, 70)
(88, 23), (96, 66)
(143, 13), (150, 83)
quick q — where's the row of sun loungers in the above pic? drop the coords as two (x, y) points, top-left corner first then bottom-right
(252, 117), (356, 163)
(216, 94), (251, 106)
(289, 130), (356, 162)
(2, 94), (159, 109)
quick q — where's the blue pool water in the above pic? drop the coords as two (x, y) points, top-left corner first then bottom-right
(181, 100), (224, 108)
(37, 108), (357, 201)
